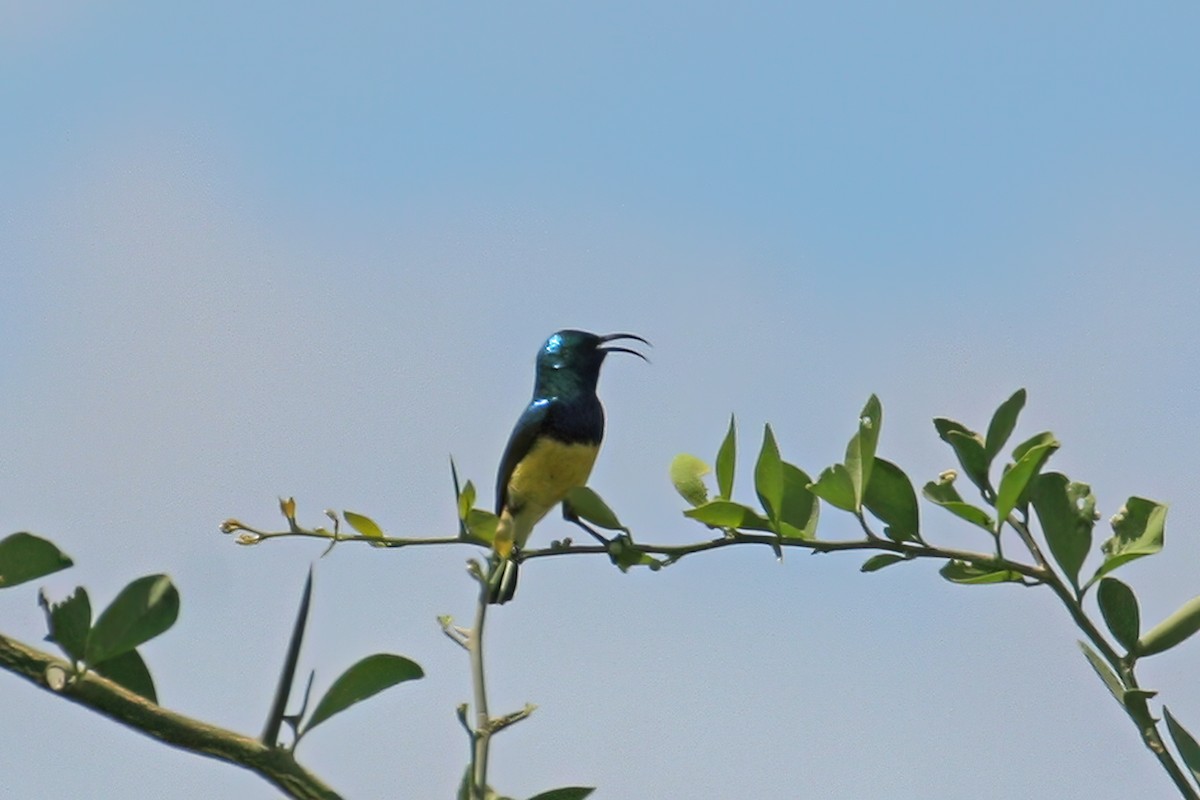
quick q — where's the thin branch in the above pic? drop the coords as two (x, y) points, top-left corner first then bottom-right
(0, 634), (342, 800)
(470, 578), (491, 800)
(523, 533), (1048, 582)
(230, 519), (1047, 582)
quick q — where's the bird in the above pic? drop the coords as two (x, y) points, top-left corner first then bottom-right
(488, 329), (648, 605)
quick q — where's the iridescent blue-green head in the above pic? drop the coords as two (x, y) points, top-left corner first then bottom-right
(533, 329), (649, 397)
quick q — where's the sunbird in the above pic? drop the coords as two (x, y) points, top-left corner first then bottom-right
(488, 329), (648, 605)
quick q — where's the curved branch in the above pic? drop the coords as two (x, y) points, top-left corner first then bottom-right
(0, 634), (342, 800)
(522, 533), (1048, 582)
(229, 520), (1046, 583)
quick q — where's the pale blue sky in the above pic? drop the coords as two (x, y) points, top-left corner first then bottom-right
(3, 3), (1199, 798)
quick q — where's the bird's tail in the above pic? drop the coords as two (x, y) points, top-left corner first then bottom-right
(487, 556), (519, 605)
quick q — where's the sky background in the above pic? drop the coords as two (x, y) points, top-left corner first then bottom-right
(3, 3), (1199, 798)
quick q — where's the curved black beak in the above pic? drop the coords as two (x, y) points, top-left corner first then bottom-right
(599, 332), (650, 361)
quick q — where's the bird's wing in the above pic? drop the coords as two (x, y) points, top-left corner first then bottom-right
(495, 400), (551, 514)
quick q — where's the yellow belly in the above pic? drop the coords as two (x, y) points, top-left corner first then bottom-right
(496, 438), (599, 555)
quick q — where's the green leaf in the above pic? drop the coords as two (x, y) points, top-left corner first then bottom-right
(808, 464), (857, 512)
(302, 653), (424, 736)
(684, 500), (774, 532)
(939, 560), (1024, 585)
(754, 425), (784, 521)
(923, 472), (963, 503)
(844, 395), (882, 508)
(860, 554), (907, 573)
(777, 462), (818, 539)
(938, 502), (995, 531)
(466, 509), (499, 543)
(1093, 497), (1167, 582)
(527, 789), (595, 800)
(565, 487), (626, 532)
(1137, 594), (1200, 657)
(863, 457), (919, 542)
(39, 587), (92, 663)
(1078, 640), (1126, 707)
(669, 454), (711, 507)
(1012, 431), (1057, 462)
(922, 476), (995, 531)
(933, 419), (989, 493)
(458, 480), (477, 522)
(1029, 472), (1095, 589)
(715, 414), (736, 500)
(344, 510), (386, 539)
(1164, 708), (1200, 786)
(0, 533), (74, 588)
(984, 389), (1027, 465)
(993, 440), (1058, 530)
(1097, 578), (1140, 653)
(456, 766), (471, 800)
(607, 535), (665, 572)
(93, 648), (157, 703)
(85, 575), (180, 666)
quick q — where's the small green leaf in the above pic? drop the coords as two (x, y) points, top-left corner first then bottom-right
(1029, 472), (1095, 590)
(1092, 497), (1167, 583)
(938, 502), (995, 530)
(301, 653), (424, 736)
(993, 440), (1059, 530)
(39, 587), (92, 663)
(1137, 594), (1200, 657)
(1164, 708), (1200, 786)
(845, 395), (882, 507)
(466, 509), (499, 543)
(458, 481), (477, 522)
(808, 464), (857, 512)
(0, 533), (74, 588)
(85, 575), (180, 666)
(754, 425), (784, 521)
(863, 458), (919, 542)
(860, 554), (907, 573)
(565, 487), (626, 532)
(606, 534), (665, 572)
(923, 472), (963, 503)
(669, 454), (711, 507)
(939, 560), (1024, 585)
(984, 389), (1027, 465)
(344, 511), (386, 539)
(527, 788), (596, 800)
(93, 648), (157, 703)
(715, 415), (736, 500)
(456, 766), (471, 800)
(1078, 640), (1126, 707)
(777, 462), (818, 539)
(1012, 431), (1057, 462)
(684, 501), (774, 532)
(922, 476), (995, 531)
(933, 419), (989, 493)
(1097, 578), (1140, 653)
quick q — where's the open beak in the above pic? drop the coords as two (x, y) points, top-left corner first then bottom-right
(599, 332), (651, 361)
